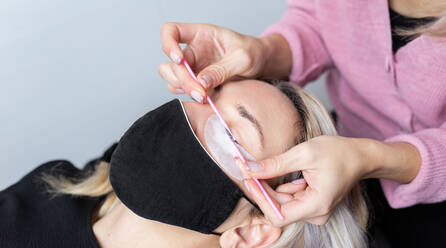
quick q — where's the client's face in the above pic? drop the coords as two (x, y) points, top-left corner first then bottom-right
(183, 79), (300, 247)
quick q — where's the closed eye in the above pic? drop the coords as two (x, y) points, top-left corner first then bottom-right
(225, 128), (241, 145)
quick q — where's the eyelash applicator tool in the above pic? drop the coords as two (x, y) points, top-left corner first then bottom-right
(182, 59), (285, 221)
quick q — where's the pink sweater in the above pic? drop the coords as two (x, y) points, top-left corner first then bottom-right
(263, 0), (446, 208)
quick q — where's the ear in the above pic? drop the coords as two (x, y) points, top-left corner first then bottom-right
(219, 220), (281, 248)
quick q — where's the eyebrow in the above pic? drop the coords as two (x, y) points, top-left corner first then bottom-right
(236, 104), (264, 148)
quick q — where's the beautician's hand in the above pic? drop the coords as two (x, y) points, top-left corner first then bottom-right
(242, 135), (421, 227)
(159, 22), (292, 102)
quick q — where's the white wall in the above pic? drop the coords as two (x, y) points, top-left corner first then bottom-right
(0, 0), (330, 190)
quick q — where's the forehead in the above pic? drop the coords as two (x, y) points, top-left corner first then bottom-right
(218, 80), (299, 158)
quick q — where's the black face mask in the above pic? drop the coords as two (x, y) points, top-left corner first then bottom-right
(109, 99), (257, 234)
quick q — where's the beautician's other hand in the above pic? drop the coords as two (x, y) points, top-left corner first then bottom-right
(242, 135), (421, 227)
(159, 22), (292, 102)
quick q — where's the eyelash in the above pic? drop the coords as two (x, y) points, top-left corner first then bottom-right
(225, 128), (241, 145)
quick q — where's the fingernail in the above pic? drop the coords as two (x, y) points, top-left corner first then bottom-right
(246, 161), (263, 172)
(190, 90), (204, 103)
(236, 158), (251, 180)
(235, 158), (244, 169)
(170, 51), (182, 64)
(243, 179), (251, 193)
(199, 75), (211, 88)
(292, 178), (306, 184)
(175, 88), (185, 94)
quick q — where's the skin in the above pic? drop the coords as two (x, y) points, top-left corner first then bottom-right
(389, 0), (446, 18)
(158, 0), (445, 227)
(158, 23), (291, 102)
(93, 80), (302, 248)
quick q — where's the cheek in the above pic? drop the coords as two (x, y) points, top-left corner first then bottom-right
(184, 105), (213, 150)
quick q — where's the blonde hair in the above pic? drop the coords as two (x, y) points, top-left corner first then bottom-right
(394, 2), (446, 38)
(269, 84), (368, 248)
(42, 82), (368, 247)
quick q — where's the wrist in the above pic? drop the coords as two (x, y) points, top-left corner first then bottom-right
(258, 34), (292, 80)
(356, 138), (421, 183)
(353, 138), (385, 180)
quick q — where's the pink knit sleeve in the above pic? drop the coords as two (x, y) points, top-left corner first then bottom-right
(261, 0), (332, 86)
(381, 122), (446, 208)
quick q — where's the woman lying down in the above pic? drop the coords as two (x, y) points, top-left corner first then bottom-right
(0, 80), (368, 248)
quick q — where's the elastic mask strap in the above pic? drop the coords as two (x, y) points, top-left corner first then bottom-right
(210, 231), (222, 236)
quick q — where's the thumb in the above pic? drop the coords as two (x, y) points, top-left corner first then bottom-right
(197, 49), (252, 89)
(244, 146), (303, 179)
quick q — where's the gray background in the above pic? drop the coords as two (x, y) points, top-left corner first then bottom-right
(0, 0), (330, 190)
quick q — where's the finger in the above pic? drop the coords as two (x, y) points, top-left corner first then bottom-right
(243, 145), (306, 179)
(244, 179), (302, 227)
(196, 49), (252, 89)
(158, 62), (182, 89)
(182, 45), (197, 70)
(167, 84), (185, 95)
(161, 22), (206, 64)
(258, 179), (293, 204)
(240, 157), (301, 204)
(292, 188), (307, 200)
(181, 46), (207, 90)
(244, 178), (287, 227)
(248, 178), (325, 226)
(171, 62), (206, 103)
(236, 158), (250, 180)
(275, 179), (307, 194)
(278, 186), (320, 224)
(238, 158), (292, 203)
